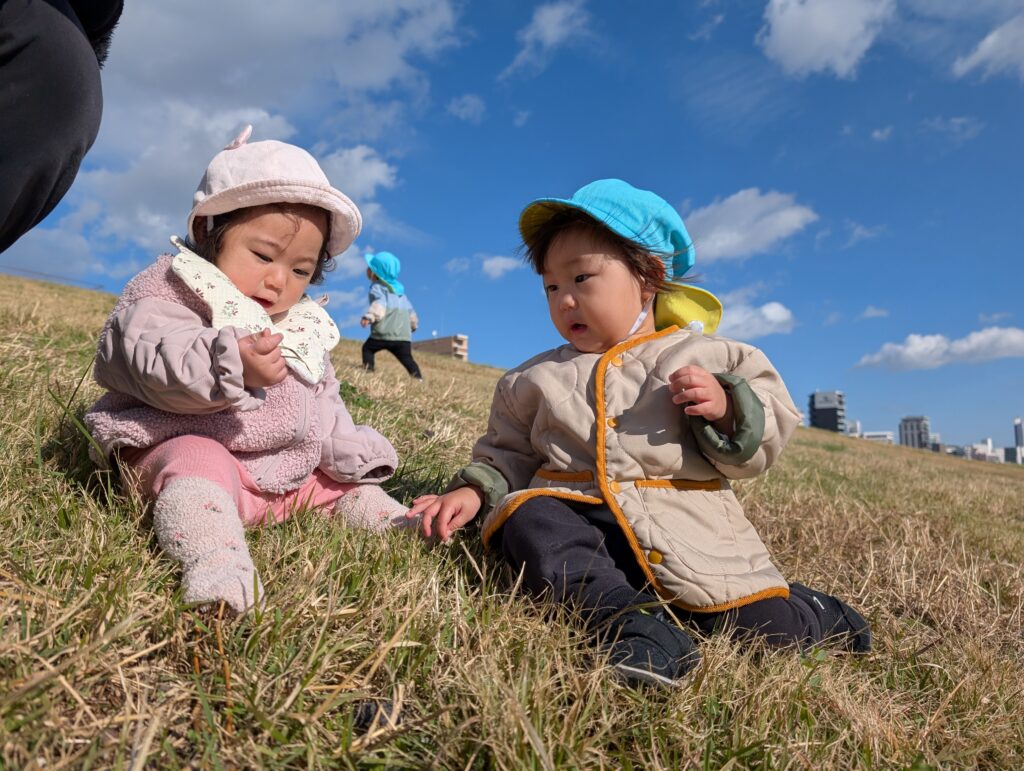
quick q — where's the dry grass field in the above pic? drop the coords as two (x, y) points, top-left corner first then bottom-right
(1, 274), (1022, 769)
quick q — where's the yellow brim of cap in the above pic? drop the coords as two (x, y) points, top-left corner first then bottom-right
(654, 283), (723, 335)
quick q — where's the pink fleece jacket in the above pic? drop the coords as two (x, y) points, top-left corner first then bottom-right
(85, 255), (399, 493)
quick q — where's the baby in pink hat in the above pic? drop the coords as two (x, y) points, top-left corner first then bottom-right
(85, 126), (413, 614)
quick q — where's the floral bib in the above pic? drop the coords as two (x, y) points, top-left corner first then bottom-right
(169, 236), (340, 384)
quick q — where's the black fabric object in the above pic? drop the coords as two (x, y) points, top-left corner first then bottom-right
(496, 495), (870, 651)
(787, 581), (872, 652)
(604, 608), (701, 686)
(0, 0), (122, 253)
(361, 337), (423, 379)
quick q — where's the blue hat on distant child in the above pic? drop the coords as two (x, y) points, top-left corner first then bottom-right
(364, 251), (405, 296)
(519, 178), (696, 280)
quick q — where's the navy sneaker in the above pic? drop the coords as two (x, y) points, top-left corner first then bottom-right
(789, 583), (872, 653)
(603, 609), (701, 687)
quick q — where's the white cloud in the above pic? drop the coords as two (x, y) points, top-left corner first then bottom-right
(713, 286), (797, 340)
(513, 110), (532, 127)
(859, 305), (890, 319)
(857, 326), (1024, 370)
(320, 145), (398, 202)
(953, 14), (1024, 80)
(444, 257), (471, 273)
(331, 242), (371, 279)
(979, 311), (1012, 324)
(921, 115), (985, 145)
(690, 13), (725, 41)
(447, 94), (486, 123)
(500, 0), (591, 80)
(824, 311), (843, 326)
(757, 0), (896, 79)
(679, 54), (796, 137)
(871, 125), (893, 141)
(481, 255), (524, 279)
(3, 1), (460, 279)
(845, 220), (886, 248)
(322, 286), (366, 312)
(717, 300), (796, 340)
(685, 188), (818, 262)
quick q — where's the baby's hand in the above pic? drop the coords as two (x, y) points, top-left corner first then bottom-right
(406, 486), (484, 543)
(239, 328), (287, 388)
(669, 364), (734, 433)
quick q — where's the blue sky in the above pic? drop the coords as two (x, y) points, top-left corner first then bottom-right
(5, 0), (1024, 447)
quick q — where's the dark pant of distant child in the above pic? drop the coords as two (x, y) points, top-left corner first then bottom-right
(496, 495), (846, 648)
(361, 338), (422, 379)
(0, 0), (122, 254)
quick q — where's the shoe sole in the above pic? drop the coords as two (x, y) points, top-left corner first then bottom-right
(612, 663), (685, 689)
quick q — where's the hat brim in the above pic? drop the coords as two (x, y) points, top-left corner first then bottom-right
(188, 180), (361, 257)
(519, 197), (597, 246)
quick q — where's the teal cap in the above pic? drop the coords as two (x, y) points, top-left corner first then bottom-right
(364, 251), (404, 296)
(519, 178), (695, 279)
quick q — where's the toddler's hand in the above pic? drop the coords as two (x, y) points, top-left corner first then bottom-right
(669, 364), (734, 434)
(406, 486), (484, 543)
(360, 317), (370, 328)
(239, 328), (287, 388)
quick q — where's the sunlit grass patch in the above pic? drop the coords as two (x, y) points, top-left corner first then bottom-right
(1, 275), (1022, 767)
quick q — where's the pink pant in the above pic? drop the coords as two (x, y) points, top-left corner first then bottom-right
(121, 435), (356, 527)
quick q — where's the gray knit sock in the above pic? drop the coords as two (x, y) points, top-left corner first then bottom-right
(152, 478), (264, 614)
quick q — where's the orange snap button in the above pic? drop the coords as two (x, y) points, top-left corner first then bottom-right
(610, 355), (624, 367)
(609, 480), (621, 493)
(648, 549), (663, 565)
(607, 416), (618, 428)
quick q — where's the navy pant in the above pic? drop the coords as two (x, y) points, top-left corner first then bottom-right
(362, 337), (422, 379)
(496, 495), (828, 648)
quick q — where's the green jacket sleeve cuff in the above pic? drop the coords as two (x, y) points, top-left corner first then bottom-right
(691, 373), (766, 465)
(445, 462), (510, 515)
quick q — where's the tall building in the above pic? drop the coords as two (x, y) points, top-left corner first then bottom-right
(808, 391), (846, 433)
(899, 416), (931, 449)
(1015, 417), (1023, 448)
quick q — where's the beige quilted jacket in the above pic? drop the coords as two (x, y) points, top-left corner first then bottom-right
(453, 325), (803, 612)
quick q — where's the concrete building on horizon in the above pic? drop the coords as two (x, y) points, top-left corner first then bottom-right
(809, 391), (846, 433)
(899, 416), (931, 449)
(862, 430), (894, 445)
(1015, 416), (1023, 448)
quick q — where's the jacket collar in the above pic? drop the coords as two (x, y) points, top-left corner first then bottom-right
(168, 236), (339, 384)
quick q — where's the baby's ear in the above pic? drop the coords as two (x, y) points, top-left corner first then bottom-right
(192, 217), (210, 248)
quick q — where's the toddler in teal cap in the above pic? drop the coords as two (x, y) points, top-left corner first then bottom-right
(409, 179), (870, 688)
(360, 251), (422, 379)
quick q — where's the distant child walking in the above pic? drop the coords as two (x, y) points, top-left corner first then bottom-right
(408, 179), (870, 687)
(86, 126), (413, 615)
(360, 251), (422, 379)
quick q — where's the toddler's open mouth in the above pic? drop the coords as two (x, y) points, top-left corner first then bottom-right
(570, 323), (587, 334)
(253, 297), (274, 309)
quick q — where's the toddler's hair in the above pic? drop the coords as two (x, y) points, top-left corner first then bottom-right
(521, 206), (673, 293)
(191, 203), (334, 285)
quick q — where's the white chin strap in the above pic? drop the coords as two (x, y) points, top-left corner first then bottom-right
(623, 295), (655, 340)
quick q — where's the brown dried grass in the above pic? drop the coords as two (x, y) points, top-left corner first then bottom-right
(1, 275), (1022, 769)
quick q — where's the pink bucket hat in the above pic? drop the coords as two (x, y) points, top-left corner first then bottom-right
(187, 125), (362, 257)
